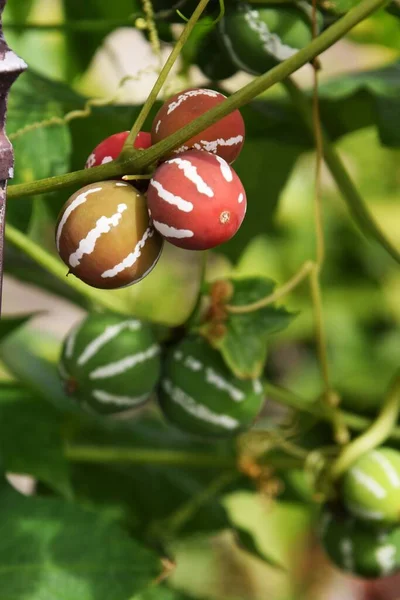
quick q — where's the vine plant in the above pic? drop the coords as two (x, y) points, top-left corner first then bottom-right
(1, 0), (400, 592)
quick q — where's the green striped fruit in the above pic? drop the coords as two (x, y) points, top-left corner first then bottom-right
(341, 448), (400, 525)
(219, 3), (320, 75)
(158, 336), (264, 438)
(59, 313), (161, 415)
(318, 504), (400, 579)
(195, 29), (238, 82)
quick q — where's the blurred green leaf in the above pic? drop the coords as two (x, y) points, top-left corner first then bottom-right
(233, 525), (285, 569)
(136, 586), (208, 600)
(0, 384), (70, 495)
(202, 277), (294, 379)
(69, 415), (237, 539)
(0, 314), (34, 342)
(4, 0), (35, 22)
(0, 484), (161, 600)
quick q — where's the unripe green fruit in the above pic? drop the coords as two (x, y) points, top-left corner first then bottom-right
(318, 504), (400, 579)
(342, 448), (400, 525)
(195, 29), (238, 82)
(158, 336), (264, 438)
(59, 313), (161, 415)
(219, 3), (319, 75)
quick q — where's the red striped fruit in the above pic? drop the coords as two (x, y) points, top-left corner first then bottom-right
(56, 180), (163, 289)
(147, 149), (247, 251)
(151, 88), (245, 164)
(85, 131), (151, 168)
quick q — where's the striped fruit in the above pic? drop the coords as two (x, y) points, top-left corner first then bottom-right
(56, 180), (163, 289)
(318, 504), (400, 579)
(342, 448), (400, 525)
(59, 313), (161, 414)
(158, 336), (264, 437)
(219, 3), (318, 75)
(85, 131), (151, 168)
(196, 29), (238, 82)
(151, 88), (245, 163)
(147, 149), (246, 251)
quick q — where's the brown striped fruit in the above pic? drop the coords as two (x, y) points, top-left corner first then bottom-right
(147, 149), (246, 251)
(151, 88), (245, 163)
(341, 448), (400, 525)
(59, 313), (161, 415)
(158, 336), (264, 438)
(85, 131), (151, 168)
(56, 180), (163, 289)
(318, 504), (400, 579)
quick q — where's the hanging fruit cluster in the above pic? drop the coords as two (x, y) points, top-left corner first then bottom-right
(319, 448), (400, 578)
(59, 312), (264, 432)
(55, 87), (246, 289)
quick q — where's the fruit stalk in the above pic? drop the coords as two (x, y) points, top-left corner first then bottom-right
(7, 0), (387, 201)
(121, 0), (211, 154)
(329, 371), (400, 481)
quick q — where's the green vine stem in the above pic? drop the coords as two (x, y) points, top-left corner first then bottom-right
(5, 224), (130, 314)
(263, 381), (400, 444)
(282, 77), (400, 265)
(329, 372), (400, 481)
(122, 0), (211, 154)
(65, 444), (304, 470)
(7, 0), (387, 201)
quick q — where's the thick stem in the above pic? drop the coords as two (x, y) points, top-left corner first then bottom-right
(122, 0), (210, 153)
(283, 77), (400, 265)
(329, 372), (400, 480)
(8, 0), (387, 201)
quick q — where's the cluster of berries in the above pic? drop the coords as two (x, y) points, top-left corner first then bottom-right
(55, 88), (246, 290)
(59, 311), (400, 580)
(59, 312), (264, 437)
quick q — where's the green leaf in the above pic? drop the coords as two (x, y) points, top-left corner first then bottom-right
(135, 587), (206, 600)
(0, 485), (161, 600)
(8, 70), (72, 230)
(202, 277), (294, 379)
(0, 314), (34, 343)
(4, 0), (35, 22)
(233, 525), (285, 570)
(0, 384), (71, 495)
(69, 415), (237, 539)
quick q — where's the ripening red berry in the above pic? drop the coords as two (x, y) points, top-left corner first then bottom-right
(151, 88), (245, 164)
(147, 149), (246, 251)
(85, 131), (152, 168)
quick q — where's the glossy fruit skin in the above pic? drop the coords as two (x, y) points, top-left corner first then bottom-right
(59, 313), (161, 415)
(318, 504), (400, 579)
(196, 29), (238, 82)
(147, 149), (246, 251)
(151, 88), (245, 164)
(85, 131), (151, 168)
(342, 448), (400, 525)
(158, 336), (264, 438)
(56, 180), (163, 289)
(219, 3), (317, 75)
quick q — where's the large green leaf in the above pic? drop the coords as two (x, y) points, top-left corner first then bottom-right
(0, 384), (71, 495)
(0, 484), (161, 600)
(7, 70), (72, 230)
(0, 314), (34, 342)
(244, 60), (400, 149)
(201, 277), (294, 379)
(4, 0), (35, 22)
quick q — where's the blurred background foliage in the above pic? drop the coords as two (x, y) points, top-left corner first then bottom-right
(1, 0), (400, 598)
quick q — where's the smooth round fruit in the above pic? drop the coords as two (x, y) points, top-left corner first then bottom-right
(147, 149), (246, 251)
(219, 3), (318, 75)
(195, 29), (238, 82)
(56, 180), (163, 289)
(158, 336), (264, 438)
(342, 448), (400, 525)
(151, 88), (245, 163)
(59, 313), (161, 415)
(85, 131), (151, 168)
(318, 504), (400, 579)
